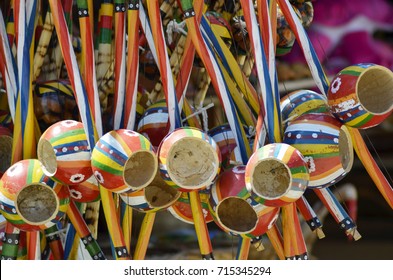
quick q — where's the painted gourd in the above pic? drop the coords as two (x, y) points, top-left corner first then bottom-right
(209, 165), (280, 237)
(91, 129), (157, 194)
(245, 143), (309, 207)
(37, 120), (92, 185)
(120, 166), (181, 213)
(283, 113), (354, 188)
(0, 159), (70, 231)
(158, 127), (221, 192)
(327, 63), (393, 129)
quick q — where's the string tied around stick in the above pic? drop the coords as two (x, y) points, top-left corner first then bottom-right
(182, 102), (214, 132)
(45, 227), (68, 238)
(166, 19), (187, 44)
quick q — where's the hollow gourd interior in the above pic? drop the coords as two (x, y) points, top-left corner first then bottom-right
(251, 158), (291, 199)
(16, 183), (58, 225)
(123, 151), (157, 190)
(357, 66), (393, 114)
(339, 126), (354, 173)
(167, 138), (219, 189)
(145, 168), (180, 208)
(37, 139), (57, 176)
(216, 197), (258, 234)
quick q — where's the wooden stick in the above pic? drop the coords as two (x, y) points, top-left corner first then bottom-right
(120, 200), (133, 254)
(181, 0), (251, 164)
(112, 0), (126, 130)
(314, 188), (361, 241)
(146, 0), (182, 131)
(95, 0), (113, 114)
(200, 17), (259, 116)
(26, 231), (40, 260)
(281, 204), (296, 259)
(236, 237), (251, 260)
(99, 190), (130, 259)
(296, 196), (324, 238)
(123, 0), (140, 130)
(240, 0), (281, 145)
(266, 224), (285, 260)
(133, 212), (156, 260)
(0, 223), (20, 259)
(292, 203), (308, 259)
(348, 127), (393, 209)
(44, 225), (64, 260)
(66, 200), (107, 259)
(13, 0), (40, 259)
(189, 191), (214, 259)
(76, 0), (103, 136)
